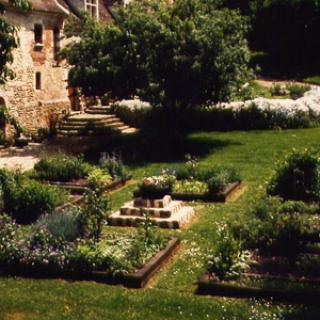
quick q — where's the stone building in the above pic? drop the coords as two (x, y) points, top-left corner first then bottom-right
(0, 0), (116, 136)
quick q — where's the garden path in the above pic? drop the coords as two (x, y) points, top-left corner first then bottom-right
(0, 143), (51, 172)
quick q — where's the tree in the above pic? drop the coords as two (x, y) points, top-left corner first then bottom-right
(222, 0), (320, 74)
(62, 0), (251, 110)
(0, 0), (31, 84)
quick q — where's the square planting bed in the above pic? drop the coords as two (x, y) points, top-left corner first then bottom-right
(108, 196), (196, 229)
(170, 181), (242, 202)
(0, 238), (180, 289)
(47, 176), (132, 195)
(198, 252), (320, 305)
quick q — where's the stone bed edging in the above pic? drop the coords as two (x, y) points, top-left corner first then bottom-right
(197, 273), (320, 305)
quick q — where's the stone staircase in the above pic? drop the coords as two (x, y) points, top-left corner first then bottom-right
(57, 106), (138, 138)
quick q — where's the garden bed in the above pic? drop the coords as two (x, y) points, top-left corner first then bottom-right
(198, 273), (320, 305)
(170, 181), (241, 202)
(0, 238), (179, 289)
(47, 176), (132, 195)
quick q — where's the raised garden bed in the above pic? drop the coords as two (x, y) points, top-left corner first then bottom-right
(198, 249), (320, 304)
(0, 238), (179, 288)
(198, 273), (320, 305)
(47, 176), (132, 195)
(170, 181), (241, 202)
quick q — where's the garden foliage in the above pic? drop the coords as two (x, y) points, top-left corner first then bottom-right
(268, 150), (320, 201)
(62, 0), (251, 109)
(33, 154), (93, 182)
(0, 169), (66, 224)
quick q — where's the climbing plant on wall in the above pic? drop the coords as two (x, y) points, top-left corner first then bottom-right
(0, 0), (31, 84)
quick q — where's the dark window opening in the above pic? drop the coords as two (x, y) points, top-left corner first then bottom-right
(35, 72), (41, 90)
(53, 27), (60, 59)
(34, 24), (43, 44)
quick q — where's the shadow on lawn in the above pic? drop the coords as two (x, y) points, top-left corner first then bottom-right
(84, 131), (241, 165)
(280, 305), (320, 320)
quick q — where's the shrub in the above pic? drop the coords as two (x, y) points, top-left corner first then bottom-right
(33, 154), (93, 182)
(197, 168), (240, 194)
(0, 168), (67, 224)
(99, 153), (129, 181)
(207, 224), (251, 280)
(110, 102), (150, 128)
(268, 150), (320, 201)
(5, 180), (67, 224)
(286, 82), (311, 100)
(237, 197), (308, 265)
(15, 136), (28, 148)
(80, 190), (109, 243)
(270, 83), (286, 96)
(36, 207), (82, 242)
(87, 168), (112, 192)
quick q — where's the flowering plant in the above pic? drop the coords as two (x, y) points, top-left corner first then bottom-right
(137, 175), (176, 199)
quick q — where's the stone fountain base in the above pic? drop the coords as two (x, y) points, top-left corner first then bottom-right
(108, 195), (195, 229)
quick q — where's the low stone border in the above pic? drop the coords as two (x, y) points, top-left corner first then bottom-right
(170, 181), (241, 202)
(197, 273), (320, 305)
(0, 238), (179, 289)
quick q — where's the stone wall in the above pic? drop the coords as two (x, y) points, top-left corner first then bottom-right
(0, 10), (71, 134)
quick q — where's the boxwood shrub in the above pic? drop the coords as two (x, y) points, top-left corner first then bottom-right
(33, 154), (93, 182)
(268, 150), (320, 201)
(0, 169), (67, 224)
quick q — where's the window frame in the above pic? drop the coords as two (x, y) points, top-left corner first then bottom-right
(84, 0), (99, 21)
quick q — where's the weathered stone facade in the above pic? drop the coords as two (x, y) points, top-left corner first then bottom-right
(0, 0), (120, 135)
(0, 2), (72, 134)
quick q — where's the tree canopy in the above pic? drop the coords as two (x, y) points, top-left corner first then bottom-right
(62, 0), (251, 109)
(223, 0), (320, 74)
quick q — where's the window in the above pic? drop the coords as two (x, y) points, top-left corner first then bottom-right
(53, 27), (60, 59)
(34, 24), (43, 44)
(84, 0), (99, 20)
(35, 72), (41, 90)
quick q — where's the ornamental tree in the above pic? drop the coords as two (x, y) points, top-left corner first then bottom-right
(62, 0), (251, 110)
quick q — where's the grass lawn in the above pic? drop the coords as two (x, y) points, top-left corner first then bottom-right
(303, 76), (320, 86)
(1, 129), (320, 319)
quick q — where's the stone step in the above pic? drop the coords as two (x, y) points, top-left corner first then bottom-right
(59, 120), (124, 130)
(66, 114), (117, 122)
(56, 128), (115, 137)
(121, 127), (138, 134)
(60, 120), (119, 127)
(57, 111), (138, 137)
(120, 201), (183, 218)
(85, 108), (111, 114)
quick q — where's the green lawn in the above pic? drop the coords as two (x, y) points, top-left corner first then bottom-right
(2, 129), (320, 319)
(303, 75), (320, 86)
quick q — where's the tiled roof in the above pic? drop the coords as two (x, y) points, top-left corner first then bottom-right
(0, 0), (69, 14)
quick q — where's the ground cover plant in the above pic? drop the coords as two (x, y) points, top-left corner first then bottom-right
(2, 130), (320, 318)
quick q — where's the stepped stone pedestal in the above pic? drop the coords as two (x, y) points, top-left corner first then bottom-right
(108, 195), (195, 229)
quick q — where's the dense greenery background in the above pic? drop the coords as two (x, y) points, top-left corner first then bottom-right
(223, 0), (320, 75)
